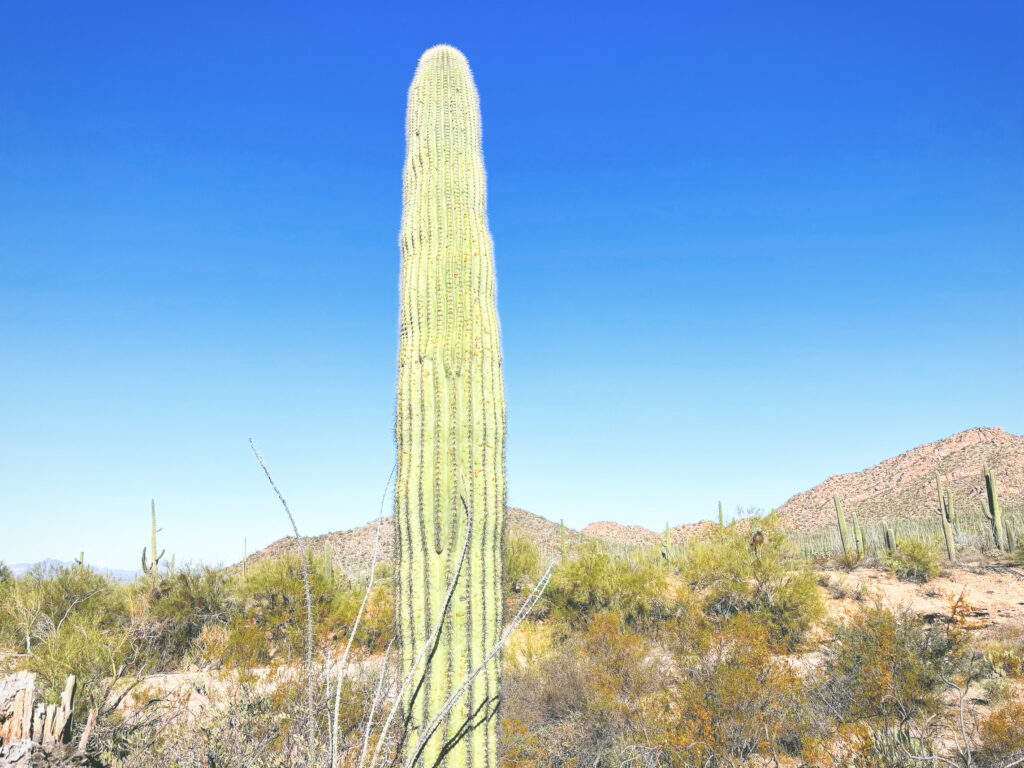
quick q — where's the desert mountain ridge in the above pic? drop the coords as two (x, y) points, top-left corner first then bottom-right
(245, 426), (1023, 576)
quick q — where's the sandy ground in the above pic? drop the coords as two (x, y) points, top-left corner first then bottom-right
(818, 563), (1024, 635)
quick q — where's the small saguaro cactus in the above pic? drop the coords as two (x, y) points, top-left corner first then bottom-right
(884, 526), (897, 554)
(661, 522), (672, 563)
(718, 501), (725, 531)
(559, 519), (568, 563)
(394, 45), (507, 768)
(943, 487), (959, 532)
(1005, 519), (1017, 552)
(936, 474), (956, 562)
(833, 495), (852, 556)
(982, 465), (1005, 551)
(75, 552), (84, 574)
(141, 500), (166, 579)
(323, 543), (335, 587)
(852, 510), (865, 558)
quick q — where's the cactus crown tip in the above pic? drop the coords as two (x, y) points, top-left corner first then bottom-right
(419, 44), (468, 65)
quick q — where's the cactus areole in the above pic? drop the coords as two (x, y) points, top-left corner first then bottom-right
(394, 45), (507, 768)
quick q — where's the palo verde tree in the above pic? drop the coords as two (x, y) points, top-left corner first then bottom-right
(395, 45), (507, 768)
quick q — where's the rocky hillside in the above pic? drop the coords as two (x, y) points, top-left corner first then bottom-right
(244, 427), (1024, 571)
(244, 507), (578, 580)
(775, 427), (1024, 532)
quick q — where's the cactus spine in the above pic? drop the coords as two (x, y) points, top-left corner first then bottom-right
(141, 500), (166, 579)
(395, 45), (506, 768)
(983, 466), (1005, 551)
(936, 474), (956, 562)
(833, 495), (851, 556)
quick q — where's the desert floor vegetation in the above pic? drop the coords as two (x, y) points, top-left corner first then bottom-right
(4, 511), (1023, 767)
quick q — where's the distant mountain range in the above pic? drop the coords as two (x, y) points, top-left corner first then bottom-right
(240, 427), (1021, 578)
(4, 559), (139, 583)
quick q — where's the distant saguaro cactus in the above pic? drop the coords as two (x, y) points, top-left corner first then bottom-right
(982, 465), (1005, 551)
(141, 500), (166, 579)
(852, 510), (865, 558)
(884, 526), (897, 554)
(833, 495), (852, 556)
(936, 474), (956, 562)
(395, 45), (507, 768)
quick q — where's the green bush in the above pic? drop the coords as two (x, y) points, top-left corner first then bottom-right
(504, 529), (542, 594)
(884, 538), (941, 583)
(545, 543), (667, 627)
(138, 565), (232, 666)
(677, 517), (824, 649)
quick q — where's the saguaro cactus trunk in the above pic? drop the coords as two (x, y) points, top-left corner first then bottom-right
(395, 45), (507, 768)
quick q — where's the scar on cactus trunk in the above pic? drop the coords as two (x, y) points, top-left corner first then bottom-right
(395, 45), (506, 768)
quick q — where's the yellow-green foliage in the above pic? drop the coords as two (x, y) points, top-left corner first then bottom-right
(979, 695), (1024, 763)
(653, 613), (810, 764)
(134, 565), (231, 665)
(221, 554), (392, 668)
(1, 565), (128, 716)
(503, 613), (656, 768)
(504, 529), (542, 594)
(884, 537), (941, 583)
(676, 517), (824, 649)
(819, 605), (949, 727)
(546, 542), (667, 627)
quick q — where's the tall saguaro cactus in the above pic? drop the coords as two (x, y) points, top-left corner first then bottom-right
(141, 500), (165, 580)
(833, 495), (852, 556)
(395, 45), (507, 768)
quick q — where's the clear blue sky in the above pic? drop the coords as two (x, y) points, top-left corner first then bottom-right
(2, 2), (1022, 570)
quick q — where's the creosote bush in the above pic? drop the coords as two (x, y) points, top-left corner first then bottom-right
(883, 537), (941, 583)
(675, 516), (824, 650)
(545, 542), (668, 628)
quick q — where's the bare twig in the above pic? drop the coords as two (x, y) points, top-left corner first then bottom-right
(330, 463), (396, 768)
(249, 438), (316, 764)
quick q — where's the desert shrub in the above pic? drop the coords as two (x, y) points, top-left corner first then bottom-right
(809, 604), (964, 764)
(884, 538), (941, 583)
(329, 577), (394, 654)
(545, 543), (667, 627)
(504, 529), (542, 595)
(978, 695), (1024, 765)
(0, 561), (12, 585)
(101, 669), (322, 768)
(835, 550), (863, 570)
(503, 612), (657, 768)
(221, 554), (394, 668)
(25, 610), (143, 716)
(224, 554), (331, 666)
(137, 565), (233, 667)
(980, 625), (1024, 680)
(649, 613), (812, 766)
(678, 517), (824, 649)
(0, 564), (127, 658)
